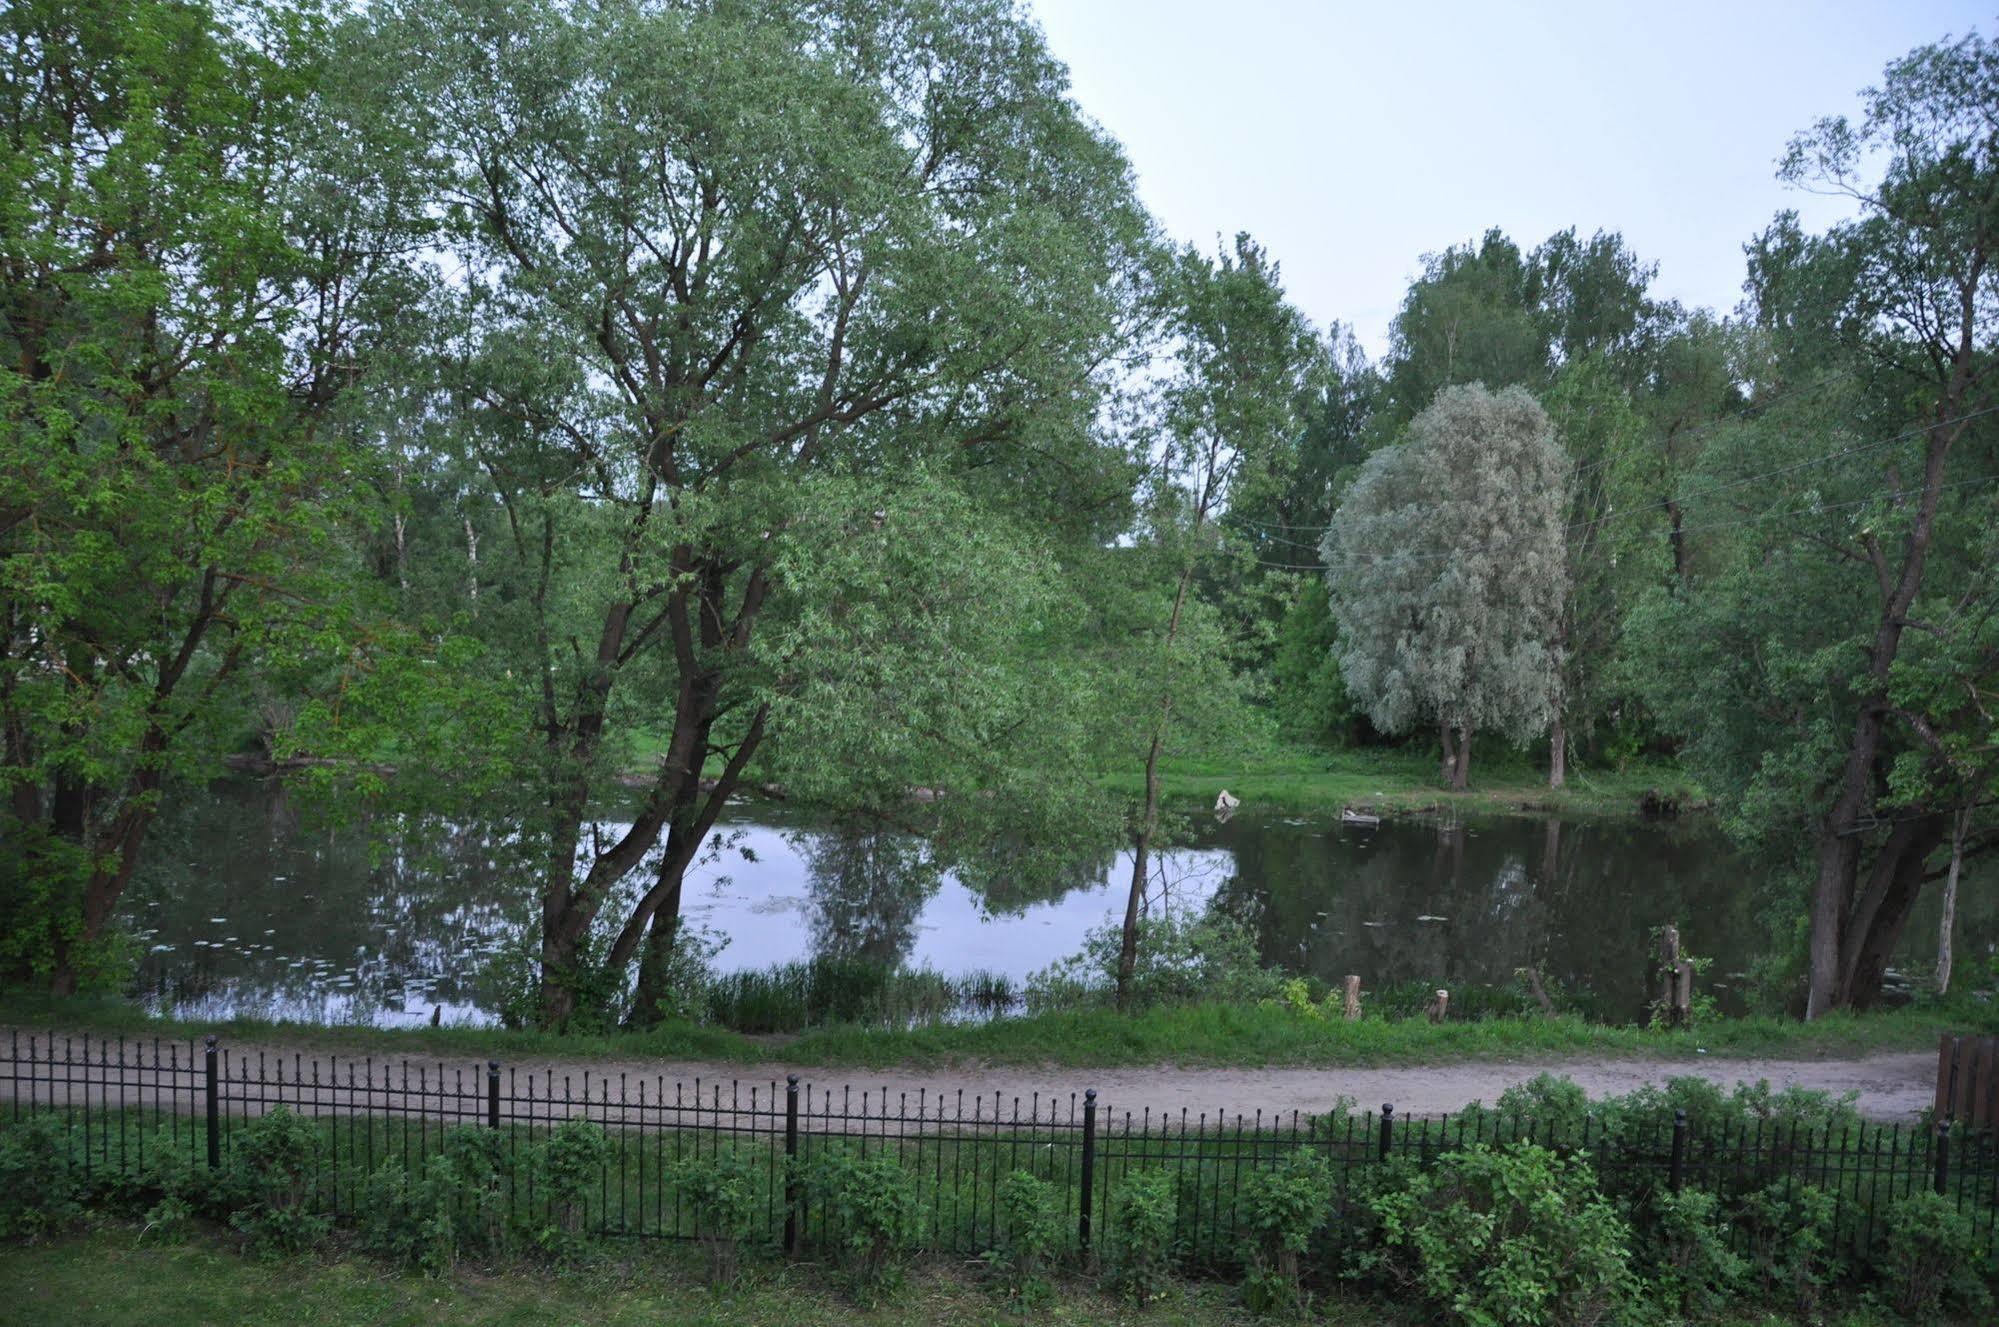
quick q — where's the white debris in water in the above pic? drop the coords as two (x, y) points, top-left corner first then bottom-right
(1415, 914), (1448, 922)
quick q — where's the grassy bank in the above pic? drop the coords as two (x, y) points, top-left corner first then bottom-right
(0, 1227), (1946, 1327)
(1096, 746), (1699, 818)
(623, 733), (1699, 820)
(5, 993), (1986, 1071)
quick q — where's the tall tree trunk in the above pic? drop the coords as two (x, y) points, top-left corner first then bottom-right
(1449, 726), (1472, 791)
(530, 552), (769, 1029)
(1118, 819), (1152, 1012)
(464, 515), (479, 613)
(1439, 720), (1456, 785)
(1836, 812), (1946, 1009)
(619, 701), (770, 1028)
(1937, 808), (1969, 996)
(1805, 258), (1982, 1018)
(628, 841), (691, 1024)
(1117, 567), (1193, 1011)
(1548, 714), (1566, 790)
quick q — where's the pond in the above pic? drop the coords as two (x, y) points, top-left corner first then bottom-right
(119, 782), (1997, 1028)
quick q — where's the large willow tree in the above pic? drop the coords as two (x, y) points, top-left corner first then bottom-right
(380, 0), (1152, 1026)
(1322, 384), (1569, 789)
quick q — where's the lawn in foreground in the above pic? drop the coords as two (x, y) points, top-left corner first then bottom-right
(0, 1229), (1951, 1327)
(0, 1228), (1314, 1327)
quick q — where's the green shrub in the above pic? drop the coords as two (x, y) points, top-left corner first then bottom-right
(670, 1147), (765, 1285)
(0, 1116), (84, 1238)
(1237, 1148), (1334, 1318)
(358, 1158), (459, 1273)
(1738, 1181), (1838, 1317)
(130, 1127), (212, 1242)
(1330, 1154), (1422, 1287)
(520, 1117), (608, 1260)
(802, 1149), (924, 1304)
(1637, 1187), (1744, 1320)
(1105, 1169), (1178, 1305)
(357, 1125), (513, 1273)
(1487, 1073), (1593, 1141)
(1026, 910), (1283, 1012)
(1874, 1190), (1993, 1322)
(227, 1106), (330, 1256)
(437, 1125), (510, 1255)
(1369, 1142), (1635, 1327)
(986, 1169), (1063, 1307)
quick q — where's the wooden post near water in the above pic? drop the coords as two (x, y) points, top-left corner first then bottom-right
(1425, 988), (1449, 1023)
(1657, 926), (1692, 1027)
(1343, 975), (1362, 1021)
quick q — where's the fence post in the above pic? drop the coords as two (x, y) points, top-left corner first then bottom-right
(1378, 1103), (1394, 1162)
(203, 1035), (220, 1171)
(486, 1061), (501, 1130)
(1934, 1116), (1951, 1197)
(1078, 1088), (1098, 1256)
(1669, 1109), (1688, 1192)
(784, 1074), (800, 1256)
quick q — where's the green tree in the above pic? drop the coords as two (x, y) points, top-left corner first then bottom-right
(1631, 29), (1999, 1014)
(1219, 324), (1378, 690)
(1110, 233), (1319, 1008)
(1323, 384), (1570, 789)
(1383, 229), (1547, 423)
(378, 0), (1152, 1026)
(1541, 356), (1667, 784)
(0, 0), (426, 990)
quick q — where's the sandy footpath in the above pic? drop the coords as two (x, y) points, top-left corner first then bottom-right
(1, 1031), (1937, 1123)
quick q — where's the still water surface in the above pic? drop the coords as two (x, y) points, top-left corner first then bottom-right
(121, 783), (1995, 1027)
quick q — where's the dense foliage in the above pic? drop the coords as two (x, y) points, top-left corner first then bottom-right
(4, 1068), (1993, 1321)
(1, 0), (1992, 1022)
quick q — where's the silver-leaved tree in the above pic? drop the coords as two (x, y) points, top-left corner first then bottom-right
(1321, 384), (1570, 789)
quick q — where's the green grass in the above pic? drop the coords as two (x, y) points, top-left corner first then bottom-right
(6, 993), (1989, 1072)
(1098, 746), (1699, 818)
(0, 1227), (1959, 1327)
(0, 1228), (1283, 1327)
(616, 725), (1699, 819)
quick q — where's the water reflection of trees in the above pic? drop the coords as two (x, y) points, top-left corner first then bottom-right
(1210, 816), (1768, 1018)
(800, 828), (942, 967)
(128, 785), (1999, 1026)
(125, 781), (534, 1021)
(950, 831), (1120, 917)
(798, 823), (1122, 966)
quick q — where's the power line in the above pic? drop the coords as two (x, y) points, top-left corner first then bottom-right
(1239, 469), (1999, 579)
(1245, 401), (1999, 573)
(1230, 370), (1855, 536)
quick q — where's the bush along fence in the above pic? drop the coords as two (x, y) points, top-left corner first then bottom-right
(3, 1033), (1998, 1318)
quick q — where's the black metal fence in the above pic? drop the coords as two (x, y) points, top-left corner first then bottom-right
(6, 1032), (1997, 1267)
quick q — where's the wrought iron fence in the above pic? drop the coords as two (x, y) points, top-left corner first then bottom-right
(5, 1031), (1996, 1265)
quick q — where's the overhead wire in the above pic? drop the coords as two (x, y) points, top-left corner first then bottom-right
(1239, 466), (1999, 574)
(1229, 369), (1859, 538)
(1232, 401), (1999, 574)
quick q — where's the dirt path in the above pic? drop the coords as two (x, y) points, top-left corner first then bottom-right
(2, 1031), (1937, 1123)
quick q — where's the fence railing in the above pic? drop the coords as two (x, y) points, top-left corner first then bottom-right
(6, 1031), (1996, 1266)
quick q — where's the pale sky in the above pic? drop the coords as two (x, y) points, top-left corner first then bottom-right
(1028, 0), (1993, 357)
